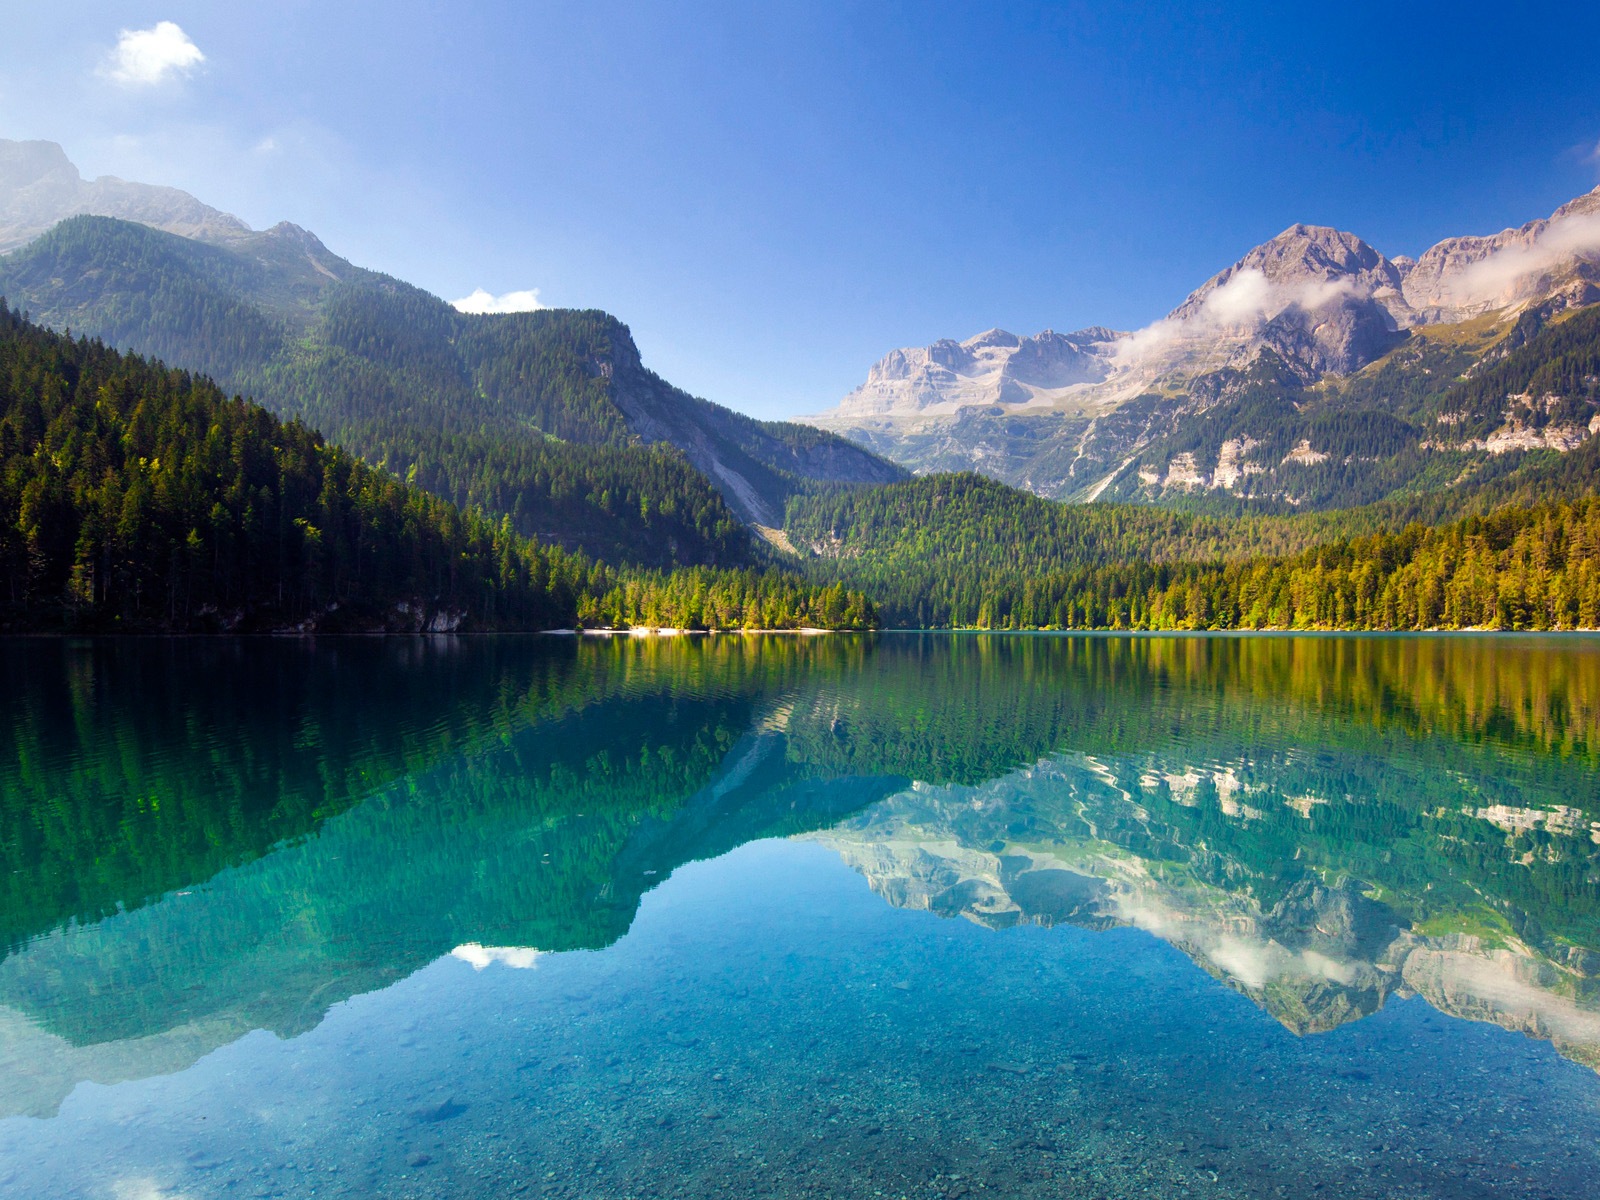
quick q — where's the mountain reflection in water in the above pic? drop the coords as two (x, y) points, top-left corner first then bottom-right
(1, 633), (1598, 1197)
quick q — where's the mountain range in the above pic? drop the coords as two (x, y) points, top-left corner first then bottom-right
(0, 140), (902, 569)
(8, 138), (1600, 634)
(808, 187), (1600, 508)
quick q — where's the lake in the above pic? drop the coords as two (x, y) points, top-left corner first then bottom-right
(2, 632), (1598, 1199)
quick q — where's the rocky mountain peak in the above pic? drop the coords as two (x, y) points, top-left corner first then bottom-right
(1168, 224), (1403, 327)
(1402, 188), (1600, 322)
(961, 328), (1022, 351)
(1113, 224), (1407, 383)
(264, 220), (321, 245)
(0, 139), (251, 253)
(259, 221), (342, 265)
(1552, 184), (1600, 222)
(1249, 223), (1389, 278)
(0, 139), (80, 191)
(808, 183), (1600, 502)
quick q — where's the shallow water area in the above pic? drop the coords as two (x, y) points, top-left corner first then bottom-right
(2, 633), (1599, 1198)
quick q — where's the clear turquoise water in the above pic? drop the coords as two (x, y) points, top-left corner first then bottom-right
(2, 633), (1599, 1198)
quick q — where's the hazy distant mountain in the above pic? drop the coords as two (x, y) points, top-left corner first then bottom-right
(838, 326), (1124, 419)
(809, 187), (1600, 505)
(0, 141), (902, 561)
(0, 139), (250, 251)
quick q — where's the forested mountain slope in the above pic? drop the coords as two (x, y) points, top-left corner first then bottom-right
(782, 438), (1600, 629)
(0, 305), (875, 633)
(786, 472), (1302, 565)
(786, 474), (1600, 630)
(0, 300), (582, 632)
(965, 499), (1600, 632)
(0, 213), (902, 565)
(781, 472), (1300, 626)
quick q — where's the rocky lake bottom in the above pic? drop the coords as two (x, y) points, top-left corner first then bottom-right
(4, 841), (1598, 1200)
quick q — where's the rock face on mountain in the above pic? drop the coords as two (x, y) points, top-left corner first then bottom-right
(818, 223), (1423, 432)
(1159, 225), (1408, 378)
(0, 139), (250, 252)
(581, 319), (905, 526)
(809, 187), (1600, 502)
(839, 327), (1122, 419)
(1400, 187), (1600, 322)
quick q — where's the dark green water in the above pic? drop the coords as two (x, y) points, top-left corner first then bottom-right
(2, 633), (1599, 1198)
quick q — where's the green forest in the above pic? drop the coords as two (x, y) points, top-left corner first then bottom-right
(675, 474), (1600, 635)
(0, 304), (874, 633)
(811, 496), (1600, 631)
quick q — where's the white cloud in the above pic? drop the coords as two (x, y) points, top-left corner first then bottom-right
(1116, 269), (1278, 363)
(451, 287), (546, 314)
(1199, 268), (1275, 325)
(1191, 269), (1364, 329)
(1115, 268), (1367, 365)
(451, 943), (544, 970)
(113, 1180), (194, 1200)
(103, 21), (205, 87)
(1447, 210), (1600, 304)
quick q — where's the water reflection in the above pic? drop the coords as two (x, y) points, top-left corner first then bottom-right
(0, 645), (893, 1116)
(817, 752), (1600, 1067)
(0, 633), (1598, 1194)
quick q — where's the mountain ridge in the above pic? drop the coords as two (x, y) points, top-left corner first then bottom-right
(809, 185), (1600, 504)
(0, 141), (904, 564)
(0, 139), (251, 251)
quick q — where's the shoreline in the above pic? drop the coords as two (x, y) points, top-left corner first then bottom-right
(6, 626), (1599, 640)
(569, 626), (837, 637)
(0, 626), (864, 639)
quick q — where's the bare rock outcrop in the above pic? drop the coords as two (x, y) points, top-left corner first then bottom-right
(1402, 187), (1600, 323)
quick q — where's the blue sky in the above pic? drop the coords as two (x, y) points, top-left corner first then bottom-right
(3, 3), (1598, 417)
